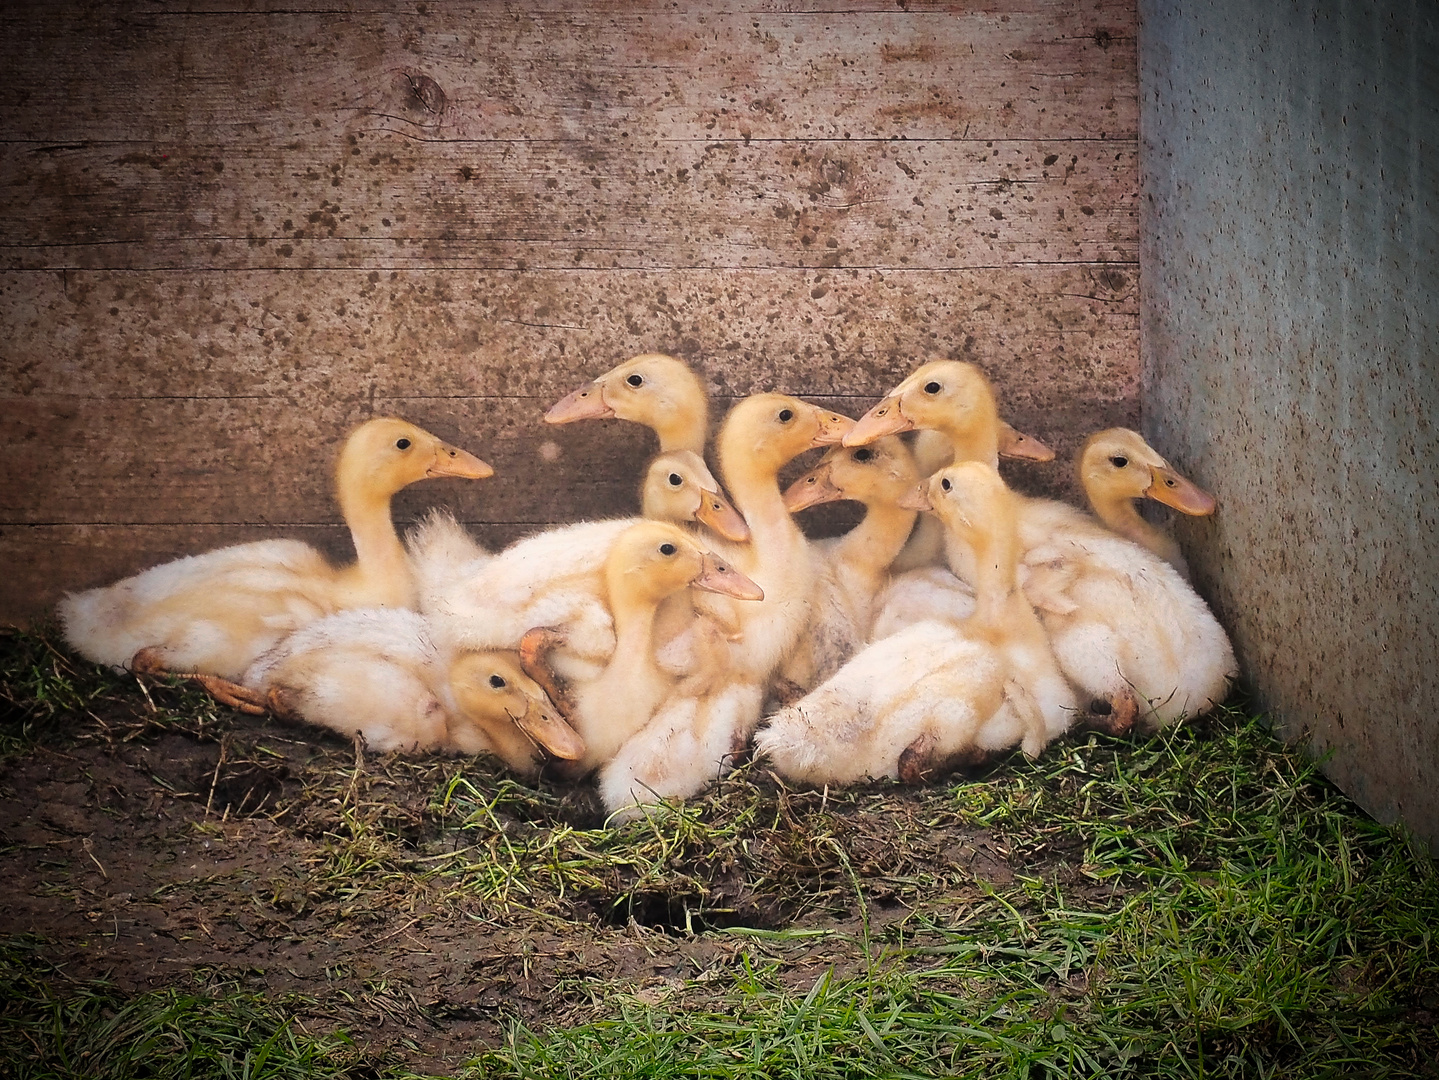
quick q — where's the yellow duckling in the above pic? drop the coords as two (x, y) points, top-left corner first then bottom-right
(846, 359), (1052, 570)
(1073, 428), (1216, 577)
(756, 462), (1077, 785)
(59, 418), (491, 709)
(545, 352), (709, 455)
(243, 607), (583, 773)
(777, 436), (921, 688)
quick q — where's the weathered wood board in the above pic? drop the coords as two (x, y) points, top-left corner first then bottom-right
(1, 0), (1138, 625)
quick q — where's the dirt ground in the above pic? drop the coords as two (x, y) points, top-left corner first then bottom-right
(0, 645), (1057, 1070)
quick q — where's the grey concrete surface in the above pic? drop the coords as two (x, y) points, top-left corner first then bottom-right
(1140, 0), (1438, 851)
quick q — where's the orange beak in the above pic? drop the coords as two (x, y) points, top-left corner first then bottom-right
(428, 444), (494, 480)
(693, 488), (751, 542)
(544, 381), (615, 424)
(895, 482), (934, 512)
(692, 553), (764, 601)
(782, 463), (845, 513)
(513, 699), (586, 761)
(1145, 466), (1218, 516)
(845, 396), (913, 446)
(997, 422), (1056, 463)
(810, 410), (856, 448)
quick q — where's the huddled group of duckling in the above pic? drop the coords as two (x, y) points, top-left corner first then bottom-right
(60, 354), (1237, 821)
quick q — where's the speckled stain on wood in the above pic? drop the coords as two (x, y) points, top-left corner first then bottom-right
(0, 1), (1139, 625)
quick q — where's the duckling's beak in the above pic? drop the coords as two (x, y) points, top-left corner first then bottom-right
(896, 482), (934, 512)
(545, 380), (615, 424)
(810, 411), (855, 448)
(694, 488), (751, 542)
(691, 553), (764, 601)
(997, 423), (1056, 462)
(782, 464), (844, 512)
(428, 444), (494, 479)
(1145, 466), (1217, 516)
(513, 699), (586, 761)
(845, 395), (912, 445)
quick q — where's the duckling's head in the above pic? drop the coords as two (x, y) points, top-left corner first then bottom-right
(642, 451), (751, 542)
(448, 650), (585, 768)
(846, 361), (998, 447)
(906, 461), (1017, 545)
(335, 418), (493, 504)
(1079, 429), (1216, 515)
(717, 393), (854, 479)
(783, 436), (921, 512)
(545, 353), (709, 453)
(605, 521), (764, 611)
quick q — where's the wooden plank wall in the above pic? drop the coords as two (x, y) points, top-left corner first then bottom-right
(0, 0), (1138, 626)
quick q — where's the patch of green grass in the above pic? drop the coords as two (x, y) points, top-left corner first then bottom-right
(0, 938), (372, 1080)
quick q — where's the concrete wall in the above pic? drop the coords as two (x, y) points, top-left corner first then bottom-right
(1140, 0), (1438, 851)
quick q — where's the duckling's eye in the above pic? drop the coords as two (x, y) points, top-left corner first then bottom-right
(489, 675), (506, 689)
(852, 448), (874, 462)
(659, 543), (677, 556)
(778, 409), (794, 422)
(1110, 455), (1129, 468)
(668, 472), (683, 486)
(395, 438), (412, 450)
(626, 373), (644, 387)
(924, 381), (942, 395)
(941, 477), (952, 492)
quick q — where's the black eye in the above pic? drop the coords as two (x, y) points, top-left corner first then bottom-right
(668, 473), (683, 486)
(1110, 455), (1129, 468)
(941, 478), (952, 491)
(778, 409), (794, 422)
(924, 382), (942, 395)
(659, 542), (677, 556)
(626, 373), (644, 387)
(852, 448), (874, 462)
(395, 438), (411, 450)
(489, 675), (506, 689)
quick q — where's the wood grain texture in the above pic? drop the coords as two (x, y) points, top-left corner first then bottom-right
(2, 139), (1136, 271)
(0, 0), (1138, 625)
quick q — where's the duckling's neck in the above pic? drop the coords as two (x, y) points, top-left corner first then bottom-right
(721, 449), (806, 569)
(653, 408), (708, 457)
(940, 420), (1000, 470)
(1089, 492), (1183, 567)
(338, 485), (415, 607)
(833, 497), (917, 586)
(965, 524), (1024, 630)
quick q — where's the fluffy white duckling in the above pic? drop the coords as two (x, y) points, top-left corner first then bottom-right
(423, 450), (748, 689)
(846, 360), (1052, 572)
(59, 418), (491, 709)
(545, 352), (709, 456)
(563, 521), (763, 778)
(242, 608), (583, 773)
(776, 436), (921, 689)
(756, 462), (1077, 786)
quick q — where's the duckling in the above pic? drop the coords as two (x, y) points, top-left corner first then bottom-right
(1073, 428), (1216, 577)
(565, 521), (763, 776)
(59, 418), (491, 709)
(776, 436), (921, 688)
(424, 449), (748, 690)
(846, 360), (1051, 571)
(756, 462), (1077, 785)
(243, 607), (582, 773)
(545, 352), (709, 456)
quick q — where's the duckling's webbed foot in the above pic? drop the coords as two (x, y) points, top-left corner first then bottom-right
(266, 686), (305, 724)
(1082, 687), (1140, 737)
(130, 648), (268, 715)
(518, 626), (575, 718)
(192, 674), (269, 715)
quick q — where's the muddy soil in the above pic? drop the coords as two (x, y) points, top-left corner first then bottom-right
(0, 667), (1067, 1071)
